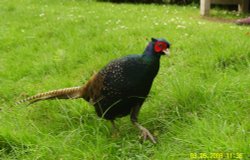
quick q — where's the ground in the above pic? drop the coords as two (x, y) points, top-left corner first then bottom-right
(0, 0), (249, 159)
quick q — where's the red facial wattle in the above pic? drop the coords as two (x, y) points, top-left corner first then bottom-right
(154, 41), (168, 53)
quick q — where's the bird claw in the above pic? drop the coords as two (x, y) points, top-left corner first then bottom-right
(140, 127), (157, 144)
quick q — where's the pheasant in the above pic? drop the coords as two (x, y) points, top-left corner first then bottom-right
(17, 38), (171, 143)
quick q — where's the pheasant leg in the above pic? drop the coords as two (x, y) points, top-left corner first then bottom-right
(111, 120), (118, 130)
(133, 122), (156, 144)
(110, 120), (120, 138)
(130, 105), (156, 144)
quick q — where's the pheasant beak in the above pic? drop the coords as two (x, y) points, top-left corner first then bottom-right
(163, 48), (170, 56)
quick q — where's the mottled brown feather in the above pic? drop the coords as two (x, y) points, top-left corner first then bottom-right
(16, 86), (83, 104)
(81, 73), (105, 103)
(16, 73), (105, 105)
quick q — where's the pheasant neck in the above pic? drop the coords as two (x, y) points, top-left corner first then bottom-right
(142, 43), (161, 63)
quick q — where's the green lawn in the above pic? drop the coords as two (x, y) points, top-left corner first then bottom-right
(0, 0), (249, 159)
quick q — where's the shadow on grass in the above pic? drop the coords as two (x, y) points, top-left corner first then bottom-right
(0, 135), (28, 156)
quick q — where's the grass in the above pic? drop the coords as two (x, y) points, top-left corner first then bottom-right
(0, 0), (249, 159)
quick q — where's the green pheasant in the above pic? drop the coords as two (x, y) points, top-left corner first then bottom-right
(17, 38), (171, 143)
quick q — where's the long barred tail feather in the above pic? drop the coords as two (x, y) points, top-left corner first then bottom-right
(16, 86), (84, 105)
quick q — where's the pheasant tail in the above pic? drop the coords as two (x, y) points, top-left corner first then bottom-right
(16, 86), (84, 105)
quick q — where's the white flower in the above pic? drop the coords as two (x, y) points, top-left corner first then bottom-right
(39, 13), (45, 17)
(170, 18), (175, 22)
(176, 25), (186, 29)
(198, 21), (205, 25)
(154, 22), (159, 26)
(120, 25), (128, 29)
